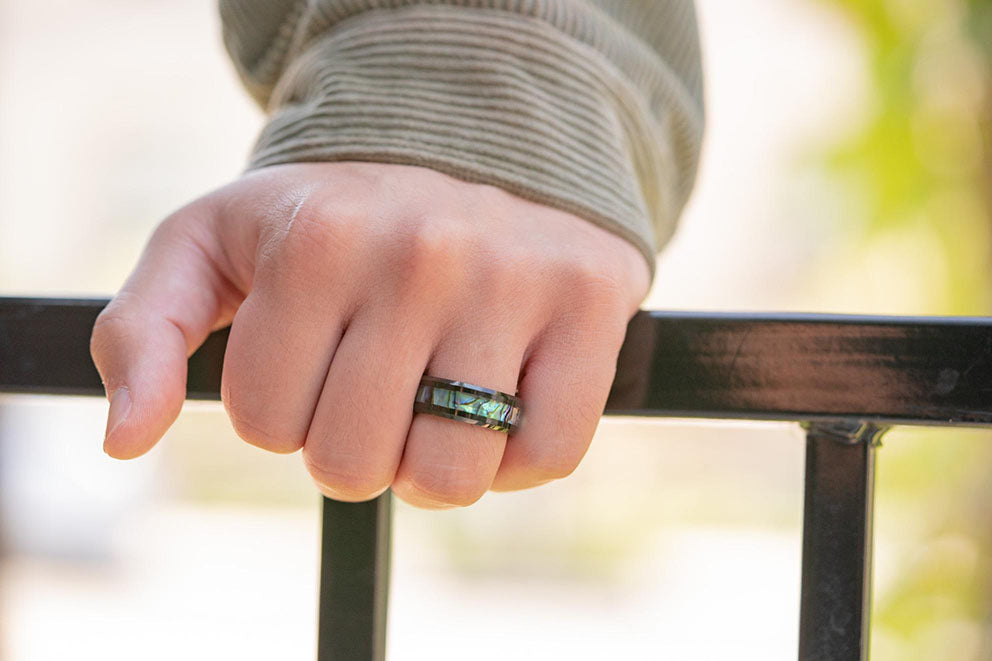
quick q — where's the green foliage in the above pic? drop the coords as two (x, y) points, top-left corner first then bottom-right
(818, 0), (992, 314)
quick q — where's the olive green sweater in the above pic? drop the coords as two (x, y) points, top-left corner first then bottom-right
(219, 0), (703, 278)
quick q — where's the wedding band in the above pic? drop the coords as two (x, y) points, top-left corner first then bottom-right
(414, 375), (522, 434)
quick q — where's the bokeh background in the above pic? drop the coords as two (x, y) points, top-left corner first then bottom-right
(1, 0), (991, 658)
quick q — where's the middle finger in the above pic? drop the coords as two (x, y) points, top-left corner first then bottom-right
(302, 304), (433, 501)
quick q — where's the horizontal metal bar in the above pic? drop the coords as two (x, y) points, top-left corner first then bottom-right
(0, 297), (224, 400)
(2, 298), (992, 426)
(609, 309), (992, 426)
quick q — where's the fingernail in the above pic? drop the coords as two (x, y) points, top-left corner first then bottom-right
(104, 386), (131, 448)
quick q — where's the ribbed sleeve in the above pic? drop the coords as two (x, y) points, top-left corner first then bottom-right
(219, 0), (704, 277)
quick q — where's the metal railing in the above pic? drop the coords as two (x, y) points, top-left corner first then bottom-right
(2, 297), (991, 660)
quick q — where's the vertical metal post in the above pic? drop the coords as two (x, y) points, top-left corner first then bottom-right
(317, 493), (392, 661)
(798, 422), (886, 661)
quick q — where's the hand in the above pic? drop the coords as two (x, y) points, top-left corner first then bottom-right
(90, 162), (651, 508)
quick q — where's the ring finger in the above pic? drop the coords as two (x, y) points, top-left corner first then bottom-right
(392, 324), (527, 509)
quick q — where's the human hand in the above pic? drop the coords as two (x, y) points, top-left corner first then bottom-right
(90, 162), (650, 508)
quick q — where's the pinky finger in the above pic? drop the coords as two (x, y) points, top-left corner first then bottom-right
(490, 314), (627, 492)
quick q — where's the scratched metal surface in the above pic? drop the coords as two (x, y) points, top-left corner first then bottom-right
(2, 298), (992, 426)
(609, 310), (992, 426)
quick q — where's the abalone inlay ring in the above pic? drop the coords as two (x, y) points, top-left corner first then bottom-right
(414, 375), (522, 434)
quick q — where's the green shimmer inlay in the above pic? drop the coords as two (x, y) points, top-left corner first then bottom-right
(431, 387), (515, 422)
(414, 377), (522, 433)
(418, 383), (520, 431)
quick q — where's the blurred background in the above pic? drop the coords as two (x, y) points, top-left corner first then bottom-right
(1, 0), (991, 658)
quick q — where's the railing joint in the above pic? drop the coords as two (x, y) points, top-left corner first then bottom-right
(802, 420), (888, 447)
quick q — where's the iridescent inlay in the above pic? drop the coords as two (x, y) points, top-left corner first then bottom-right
(413, 375), (523, 434)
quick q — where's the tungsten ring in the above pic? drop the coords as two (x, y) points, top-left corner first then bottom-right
(413, 375), (522, 434)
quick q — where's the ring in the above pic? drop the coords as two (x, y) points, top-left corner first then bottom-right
(414, 375), (522, 434)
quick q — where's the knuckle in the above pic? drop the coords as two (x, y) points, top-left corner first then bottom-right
(90, 293), (145, 360)
(302, 449), (392, 502)
(224, 396), (303, 454)
(398, 462), (487, 508)
(90, 307), (126, 355)
(387, 220), (466, 292)
(265, 195), (358, 269)
(257, 206), (362, 299)
(526, 442), (587, 481)
(556, 258), (626, 308)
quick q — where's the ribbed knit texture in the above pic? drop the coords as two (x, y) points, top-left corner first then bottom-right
(219, 0), (704, 277)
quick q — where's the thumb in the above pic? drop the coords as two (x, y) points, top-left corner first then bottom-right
(91, 205), (242, 459)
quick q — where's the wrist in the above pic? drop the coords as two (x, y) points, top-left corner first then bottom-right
(247, 4), (668, 279)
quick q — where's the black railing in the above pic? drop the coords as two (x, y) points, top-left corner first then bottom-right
(2, 297), (992, 660)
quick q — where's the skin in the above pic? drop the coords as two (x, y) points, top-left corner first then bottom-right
(89, 161), (651, 509)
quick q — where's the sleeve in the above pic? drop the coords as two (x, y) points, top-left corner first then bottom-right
(218, 0), (704, 279)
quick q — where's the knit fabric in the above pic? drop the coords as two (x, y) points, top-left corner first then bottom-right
(219, 0), (704, 278)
